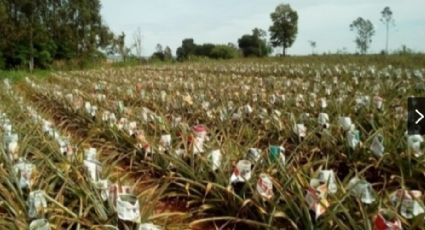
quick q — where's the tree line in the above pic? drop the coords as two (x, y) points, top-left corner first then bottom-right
(172, 4), (397, 60)
(0, 1), (403, 69)
(172, 4), (297, 61)
(170, 28), (272, 61)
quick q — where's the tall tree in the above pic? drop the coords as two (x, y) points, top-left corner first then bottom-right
(309, 40), (317, 55)
(350, 17), (375, 54)
(155, 44), (163, 54)
(381, 7), (394, 54)
(163, 46), (172, 60)
(269, 4), (298, 56)
(252, 28), (267, 57)
(133, 27), (143, 59)
(115, 32), (130, 61)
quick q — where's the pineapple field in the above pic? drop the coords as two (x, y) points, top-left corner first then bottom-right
(1, 58), (425, 229)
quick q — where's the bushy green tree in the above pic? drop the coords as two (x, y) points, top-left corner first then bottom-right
(238, 28), (271, 57)
(269, 4), (298, 56)
(176, 38), (197, 60)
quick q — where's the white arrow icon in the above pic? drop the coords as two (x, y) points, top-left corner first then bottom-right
(415, 109), (424, 124)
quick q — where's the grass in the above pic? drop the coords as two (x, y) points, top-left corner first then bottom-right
(0, 69), (52, 82)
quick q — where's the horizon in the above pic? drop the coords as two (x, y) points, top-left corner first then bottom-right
(101, 0), (425, 57)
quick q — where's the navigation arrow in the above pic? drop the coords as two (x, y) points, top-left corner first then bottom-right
(415, 109), (424, 124)
(408, 98), (425, 135)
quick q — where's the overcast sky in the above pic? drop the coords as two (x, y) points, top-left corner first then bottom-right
(101, 0), (425, 56)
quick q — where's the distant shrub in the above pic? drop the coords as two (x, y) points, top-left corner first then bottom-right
(151, 52), (165, 61)
(176, 39), (241, 61)
(394, 45), (415, 55)
(210, 45), (240, 59)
